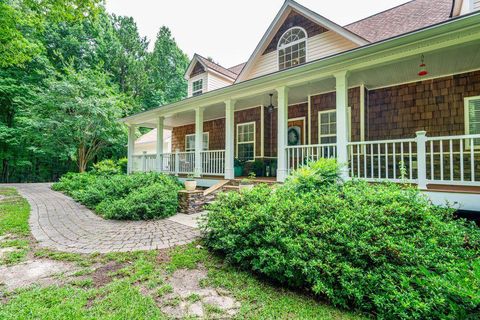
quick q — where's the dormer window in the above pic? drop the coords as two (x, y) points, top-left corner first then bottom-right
(192, 79), (203, 96)
(278, 27), (307, 70)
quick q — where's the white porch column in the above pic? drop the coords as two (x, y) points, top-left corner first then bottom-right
(276, 86), (289, 182)
(127, 125), (136, 174)
(416, 131), (428, 190)
(156, 116), (164, 172)
(194, 107), (204, 177)
(224, 99), (236, 179)
(335, 71), (350, 181)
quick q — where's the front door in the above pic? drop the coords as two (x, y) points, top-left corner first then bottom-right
(287, 117), (306, 146)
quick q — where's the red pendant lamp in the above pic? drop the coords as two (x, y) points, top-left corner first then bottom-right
(418, 54), (428, 77)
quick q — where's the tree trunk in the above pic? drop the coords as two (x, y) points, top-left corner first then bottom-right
(78, 145), (87, 173)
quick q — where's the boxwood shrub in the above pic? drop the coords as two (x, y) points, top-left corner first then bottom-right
(203, 159), (480, 319)
(53, 171), (183, 220)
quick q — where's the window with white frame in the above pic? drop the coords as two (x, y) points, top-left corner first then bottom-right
(192, 79), (203, 96)
(236, 122), (255, 161)
(185, 133), (209, 152)
(318, 111), (337, 144)
(278, 27), (307, 71)
(465, 96), (480, 147)
(318, 108), (352, 144)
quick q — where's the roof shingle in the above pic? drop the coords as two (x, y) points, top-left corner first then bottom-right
(344, 0), (453, 43)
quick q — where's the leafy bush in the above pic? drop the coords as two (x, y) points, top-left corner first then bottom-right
(284, 158), (341, 193)
(53, 172), (183, 220)
(92, 159), (121, 176)
(203, 160), (480, 319)
(96, 183), (180, 220)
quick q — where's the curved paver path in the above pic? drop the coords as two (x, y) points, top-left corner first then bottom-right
(5, 183), (200, 253)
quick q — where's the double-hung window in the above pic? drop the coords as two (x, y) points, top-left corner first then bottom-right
(185, 133), (209, 152)
(236, 122), (255, 161)
(465, 96), (480, 147)
(192, 79), (203, 96)
(318, 111), (337, 144)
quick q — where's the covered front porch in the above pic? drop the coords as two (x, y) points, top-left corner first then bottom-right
(124, 15), (480, 209)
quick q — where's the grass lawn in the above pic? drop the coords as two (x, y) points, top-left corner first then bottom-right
(0, 187), (366, 319)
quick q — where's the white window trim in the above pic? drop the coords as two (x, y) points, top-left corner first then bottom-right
(185, 132), (209, 152)
(192, 79), (203, 96)
(464, 95), (480, 150)
(318, 110), (337, 144)
(317, 109), (352, 144)
(236, 121), (256, 161)
(277, 27), (308, 71)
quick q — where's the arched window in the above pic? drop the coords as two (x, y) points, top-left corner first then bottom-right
(278, 27), (307, 70)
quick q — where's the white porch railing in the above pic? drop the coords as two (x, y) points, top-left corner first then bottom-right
(132, 150), (226, 176)
(425, 134), (480, 186)
(286, 132), (480, 188)
(201, 150), (225, 176)
(347, 138), (418, 183)
(286, 143), (336, 174)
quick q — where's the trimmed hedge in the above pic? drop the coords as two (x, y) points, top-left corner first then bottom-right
(203, 160), (480, 319)
(53, 171), (183, 220)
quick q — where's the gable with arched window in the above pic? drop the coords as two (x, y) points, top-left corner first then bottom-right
(278, 27), (307, 70)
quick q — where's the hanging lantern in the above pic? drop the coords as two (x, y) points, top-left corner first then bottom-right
(418, 54), (428, 77)
(267, 93), (275, 113)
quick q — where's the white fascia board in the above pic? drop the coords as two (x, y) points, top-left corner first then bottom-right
(184, 54), (207, 80)
(121, 13), (480, 126)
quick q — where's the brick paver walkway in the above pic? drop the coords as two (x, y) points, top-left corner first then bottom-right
(6, 183), (200, 253)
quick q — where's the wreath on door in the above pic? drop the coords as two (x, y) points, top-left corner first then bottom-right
(288, 126), (301, 145)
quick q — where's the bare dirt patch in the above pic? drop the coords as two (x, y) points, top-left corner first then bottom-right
(156, 248), (171, 264)
(0, 259), (75, 291)
(90, 261), (125, 288)
(158, 268), (240, 319)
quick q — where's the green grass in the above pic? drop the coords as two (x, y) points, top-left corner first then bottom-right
(0, 188), (30, 264)
(0, 187), (367, 319)
(0, 188), (30, 236)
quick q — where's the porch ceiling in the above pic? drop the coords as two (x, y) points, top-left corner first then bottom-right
(349, 40), (480, 89)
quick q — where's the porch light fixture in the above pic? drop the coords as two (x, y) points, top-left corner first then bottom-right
(418, 54), (428, 77)
(267, 93), (275, 113)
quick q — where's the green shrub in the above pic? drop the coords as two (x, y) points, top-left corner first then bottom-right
(92, 159), (121, 176)
(284, 158), (341, 193)
(118, 158), (128, 174)
(96, 183), (180, 220)
(53, 172), (183, 220)
(203, 160), (480, 319)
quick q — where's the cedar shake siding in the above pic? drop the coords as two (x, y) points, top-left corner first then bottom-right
(172, 118), (225, 152)
(263, 10), (328, 55)
(190, 62), (205, 78)
(366, 70), (480, 140)
(310, 88), (362, 144)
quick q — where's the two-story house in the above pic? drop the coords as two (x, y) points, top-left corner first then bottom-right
(124, 0), (480, 210)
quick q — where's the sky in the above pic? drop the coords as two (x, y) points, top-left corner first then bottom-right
(105, 0), (409, 68)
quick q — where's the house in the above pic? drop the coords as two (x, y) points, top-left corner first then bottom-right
(122, 0), (480, 211)
(133, 129), (172, 155)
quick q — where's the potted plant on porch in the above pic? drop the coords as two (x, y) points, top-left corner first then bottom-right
(234, 158), (244, 177)
(185, 173), (197, 191)
(239, 172), (256, 192)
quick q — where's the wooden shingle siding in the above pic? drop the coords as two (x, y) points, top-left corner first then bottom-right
(190, 62), (205, 78)
(366, 71), (480, 140)
(172, 118), (225, 152)
(263, 10), (327, 55)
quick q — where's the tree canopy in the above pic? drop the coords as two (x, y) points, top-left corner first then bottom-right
(0, 0), (190, 182)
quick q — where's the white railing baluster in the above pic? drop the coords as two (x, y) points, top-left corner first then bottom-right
(429, 141), (433, 180)
(370, 143), (374, 178)
(460, 139), (464, 182)
(392, 142), (396, 179)
(449, 139), (454, 181)
(409, 142), (413, 180)
(378, 143), (381, 179)
(363, 144), (367, 178)
(440, 142), (444, 181)
(471, 138), (475, 182)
